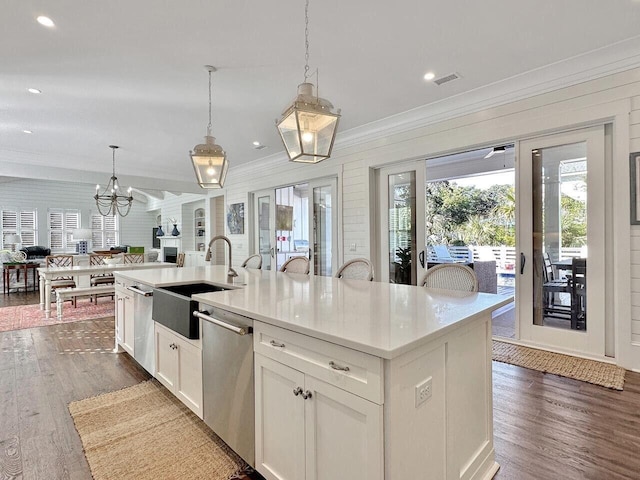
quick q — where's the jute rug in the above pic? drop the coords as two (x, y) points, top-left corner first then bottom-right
(0, 299), (114, 333)
(69, 380), (252, 480)
(493, 340), (625, 390)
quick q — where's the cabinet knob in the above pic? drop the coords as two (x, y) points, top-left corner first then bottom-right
(329, 361), (350, 372)
(293, 387), (303, 396)
(270, 340), (285, 348)
(301, 390), (312, 400)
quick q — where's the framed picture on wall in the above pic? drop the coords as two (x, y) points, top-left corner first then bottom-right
(227, 203), (245, 234)
(631, 152), (640, 224)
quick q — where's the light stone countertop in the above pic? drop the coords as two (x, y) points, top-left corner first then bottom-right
(116, 265), (512, 359)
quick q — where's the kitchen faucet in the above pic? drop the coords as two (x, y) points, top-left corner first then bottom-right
(205, 235), (238, 279)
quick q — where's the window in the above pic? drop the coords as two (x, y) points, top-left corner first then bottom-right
(48, 209), (80, 252)
(1, 208), (38, 248)
(91, 213), (119, 249)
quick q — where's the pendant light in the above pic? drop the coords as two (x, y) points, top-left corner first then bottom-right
(276, 0), (341, 164)
(190, 66), (228, 188)
(94, 145), (133, 217)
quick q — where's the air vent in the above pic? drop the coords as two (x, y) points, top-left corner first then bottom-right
(253, 144), (267, 150)
(433, 72), (461, 86)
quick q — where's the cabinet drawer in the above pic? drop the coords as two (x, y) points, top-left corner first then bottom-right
(254, 322), (383, 404)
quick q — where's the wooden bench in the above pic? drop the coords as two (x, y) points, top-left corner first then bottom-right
(55, 285), (115, 319)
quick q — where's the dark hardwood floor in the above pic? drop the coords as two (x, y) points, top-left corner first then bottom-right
(1, 291), (640, 479)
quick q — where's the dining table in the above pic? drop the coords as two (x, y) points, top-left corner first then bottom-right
(38, 262), (176, 318)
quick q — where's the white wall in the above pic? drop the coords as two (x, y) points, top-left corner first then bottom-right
(154, 67), (640, 370)
(0, 178), (155, 250)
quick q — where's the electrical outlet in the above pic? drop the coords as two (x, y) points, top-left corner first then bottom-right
(415, 377), (433, 407)
(350, 243), (357, 251)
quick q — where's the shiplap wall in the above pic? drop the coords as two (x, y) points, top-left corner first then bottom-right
(0, 178), (155, 250)
(156, 67), (640, 369)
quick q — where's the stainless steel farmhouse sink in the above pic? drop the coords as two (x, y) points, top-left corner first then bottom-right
(152, 283), (231, 339)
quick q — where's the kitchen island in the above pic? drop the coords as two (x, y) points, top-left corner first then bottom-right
(115, 265), (511, 480)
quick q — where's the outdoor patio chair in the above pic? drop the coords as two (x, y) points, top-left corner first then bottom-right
(280, 256), (310, 274)
(422, 264), (478, 292)
(335, 258), (374, 281)
(570, 257), (587, 330)
(541, 252), (571, 320)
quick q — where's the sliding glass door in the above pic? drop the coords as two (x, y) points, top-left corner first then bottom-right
(518, 126), (605, 356)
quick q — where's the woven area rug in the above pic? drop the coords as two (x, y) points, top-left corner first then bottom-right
(0, 299), (114, 333)
(69, 380), (255, 480)
(493, 340), (625, 390)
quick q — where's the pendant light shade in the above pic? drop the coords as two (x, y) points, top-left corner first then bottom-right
(190, 66), (228, 189)
(277, 0), (340, 164)
(191, 134), (228, 188)
(277, 82), (340, 163)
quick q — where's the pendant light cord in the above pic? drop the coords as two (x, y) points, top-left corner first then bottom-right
(112, 147), (116, 176)
(208, 69), (213, 135)
(304, 0), (310, 82)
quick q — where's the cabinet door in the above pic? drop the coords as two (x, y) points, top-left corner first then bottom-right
(115, 290), (126, 346)
(175, 336), (203, 418)
(255, 354), (306, 480)
(155, 325), (177, 391)
(122, 294), (135, 356)
(304, 376), (383, 480)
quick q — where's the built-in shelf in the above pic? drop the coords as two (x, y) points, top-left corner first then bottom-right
(194, 208), (206, 251)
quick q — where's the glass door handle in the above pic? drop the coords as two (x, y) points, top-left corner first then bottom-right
(419, 250), (425, 268)
(520, 252), (526, 274)
(270, 247), (275, 258)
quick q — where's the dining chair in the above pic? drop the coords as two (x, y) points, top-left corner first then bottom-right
(176, 252), (185, 268)
(45, 255), (76, 306)
(123, 253), (144, 264)
(280, 256), (310, 274)
(89, 253), (115, 303)
(241, 254), (262, 269)
(335, 258), (374, 281)
(422, 264), (478, 292)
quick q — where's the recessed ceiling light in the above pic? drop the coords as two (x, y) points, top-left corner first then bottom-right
(36, 16), (55, 27)
(23, 130), (33, 134)
(252, 141), (261, 146)
(423, 72), (436, 81)
(27, 88), (42, 94)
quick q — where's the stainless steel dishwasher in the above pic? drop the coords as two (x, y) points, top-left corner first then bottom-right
(128, 284), (155, 375)
(194, 306), (255, 466)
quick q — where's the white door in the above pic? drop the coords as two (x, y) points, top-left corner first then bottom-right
(154, 325), (177, 391)
(377, 161), (427, 285)
(254, 354), (306, 480)
(308, 178), (338, 276)
(254, 189), (276, 271)
(175, 337), (203, 418)
(518, 126), (605, 357)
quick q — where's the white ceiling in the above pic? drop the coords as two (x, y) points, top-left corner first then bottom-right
(2, 0), (640, 193)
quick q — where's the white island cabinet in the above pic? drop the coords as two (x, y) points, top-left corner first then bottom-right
(254, 322), (383, 480)
(116, 266), (511, 480)
(154, 322), (203, 418)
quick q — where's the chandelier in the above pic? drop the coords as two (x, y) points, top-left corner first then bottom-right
(276, 0), (340, 164)
(94, 145), (133, 217)
(190, 66), (228, 188)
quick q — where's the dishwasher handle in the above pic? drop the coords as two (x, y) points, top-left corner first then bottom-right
(193, 310), (253, 336)
(127, 285), (153, 296)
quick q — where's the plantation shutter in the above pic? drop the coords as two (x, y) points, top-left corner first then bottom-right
(1, 210), (18, 248)
(49, 210), (64, 251)
(66, 211), (80, 250)
(91, 214), (104, 249)
(19, 211), (37, 247)
(104, 214), (117, 247)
